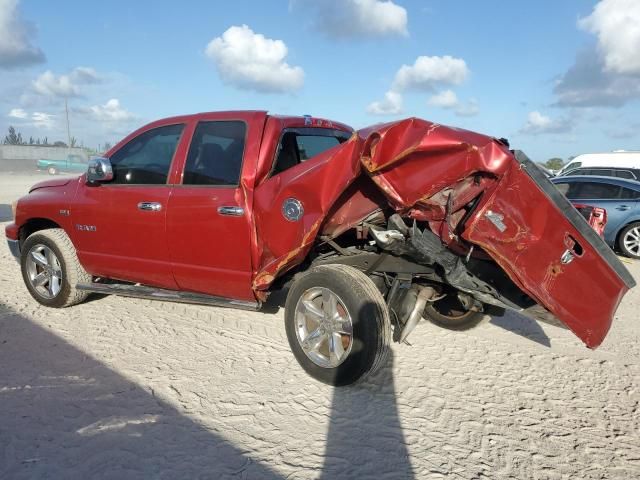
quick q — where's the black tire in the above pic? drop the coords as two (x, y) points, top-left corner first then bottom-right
(284, 265), (391, 386)
(618, 222), (640, 259)
(47, 166), (58, 175)
(424, 293), (486, 331)
(21, 228), (91, 308)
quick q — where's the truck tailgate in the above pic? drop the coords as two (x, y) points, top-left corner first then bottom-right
(462, 151), (636, 348)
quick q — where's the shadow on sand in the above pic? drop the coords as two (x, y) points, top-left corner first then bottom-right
(0, 298), (415, 479)
(0, 301), (281, 479)
(490, 311), (551, 347)
(320, 350), (415, 479)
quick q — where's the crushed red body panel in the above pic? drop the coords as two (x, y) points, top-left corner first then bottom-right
(461, 164), (626, 347)
(252, 136), (362, 290)
(252, 117), (634, 348)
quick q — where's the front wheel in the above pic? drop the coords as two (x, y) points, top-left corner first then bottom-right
(47, 166), (58, 175)
(618, 222), (640, 259)
(21, 229), (92, 307)
(284, 265), (391, 386)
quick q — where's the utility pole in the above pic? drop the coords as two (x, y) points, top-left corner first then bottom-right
(65, 97), (71, 149)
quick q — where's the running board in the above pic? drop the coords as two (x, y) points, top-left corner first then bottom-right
(76, 283), (261, 311)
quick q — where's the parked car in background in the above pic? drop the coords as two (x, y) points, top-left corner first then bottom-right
(552, 176), (640, 258)
(558, 151), (640, 176)
(37, 154), (88, 175)
(557, 166), (640, 180)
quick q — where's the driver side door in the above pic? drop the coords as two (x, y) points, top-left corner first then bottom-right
(71, 123), (185, 289)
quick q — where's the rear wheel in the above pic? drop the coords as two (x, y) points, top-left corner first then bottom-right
(21, 229), (91, 308)
(284, 265), (391, 386)
(618, 222), (640, 259)
(424, 292), (486, 331)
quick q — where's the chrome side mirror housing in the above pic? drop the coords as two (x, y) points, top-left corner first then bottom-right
(87, 157), (114, 183)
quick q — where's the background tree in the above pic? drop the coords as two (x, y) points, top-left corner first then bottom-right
(544, 157), (564, 170)
(53, 141), (67, 147)
(3, 126), (24, 145)
(69, 136), (78, 148)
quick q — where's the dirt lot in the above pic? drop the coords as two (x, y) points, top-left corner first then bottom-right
(1, 173), (639, 479)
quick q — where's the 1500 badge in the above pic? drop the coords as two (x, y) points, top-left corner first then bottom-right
(76, 224), (97, 232)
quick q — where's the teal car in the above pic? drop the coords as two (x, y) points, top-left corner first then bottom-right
(37, 154), (88, 175)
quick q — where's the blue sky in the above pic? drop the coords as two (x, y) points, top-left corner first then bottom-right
(1, 0), (639, 161)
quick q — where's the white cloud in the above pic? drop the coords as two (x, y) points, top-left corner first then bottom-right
(33, 71), (78, 97)
(89, 99), (135, 122)
(70, 66), (101, 84)
(428, 89), (459, 108)
(31, 112), (54, 129)
(6, 107), (55, 128)
(579, 0), (640, 75)
(0, 0), (45, 68)
(366, 90), (403, 115)
(455, 99), (480, 117)
(392, 55), (469, 92)
(523, 111), (553, 131)
(32, 67), (104, 98)
(205, 25), (304, 93)
(367, 55), (471, 116)
(520, 111), (572, 135)
(8, 107), (27, 118)
(299, 0), (408, 39)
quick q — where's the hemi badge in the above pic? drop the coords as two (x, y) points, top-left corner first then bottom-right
(59, 209), (70, 216)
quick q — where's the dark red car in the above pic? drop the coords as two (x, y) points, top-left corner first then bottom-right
(5, 111), (636, 385)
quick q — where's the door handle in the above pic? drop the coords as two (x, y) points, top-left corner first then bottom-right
(217, 206), (244, 216)
(616, 205), (630, 211)
(138, 202), (162, 212)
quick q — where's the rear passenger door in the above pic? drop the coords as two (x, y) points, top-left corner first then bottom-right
(166, 120), (255, 301)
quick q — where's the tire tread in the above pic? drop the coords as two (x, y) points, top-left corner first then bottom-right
(303, 264), (391, 383)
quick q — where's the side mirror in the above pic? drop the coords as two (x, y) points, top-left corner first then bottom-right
(87, 157), (114, 183)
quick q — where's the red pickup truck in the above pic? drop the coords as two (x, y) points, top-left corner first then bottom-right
(5, 111), (636, 386)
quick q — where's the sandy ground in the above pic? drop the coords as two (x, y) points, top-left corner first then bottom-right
(1, 172), (639, 479)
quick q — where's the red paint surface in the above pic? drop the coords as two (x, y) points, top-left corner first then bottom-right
(462, 165), (626, 348)
(573, 203), (607, 238)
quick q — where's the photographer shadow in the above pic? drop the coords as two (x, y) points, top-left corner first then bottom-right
(320, 349), (415, 479)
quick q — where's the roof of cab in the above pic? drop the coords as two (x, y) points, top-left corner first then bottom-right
(140, 111), (353, 133)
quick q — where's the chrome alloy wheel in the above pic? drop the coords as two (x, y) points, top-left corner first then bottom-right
(25, 244), (63, 299)
(294, 287), (354, 368)
(623, 226), (640, 257)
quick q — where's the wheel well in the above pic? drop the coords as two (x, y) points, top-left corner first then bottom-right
(20, 218), (61, 245)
